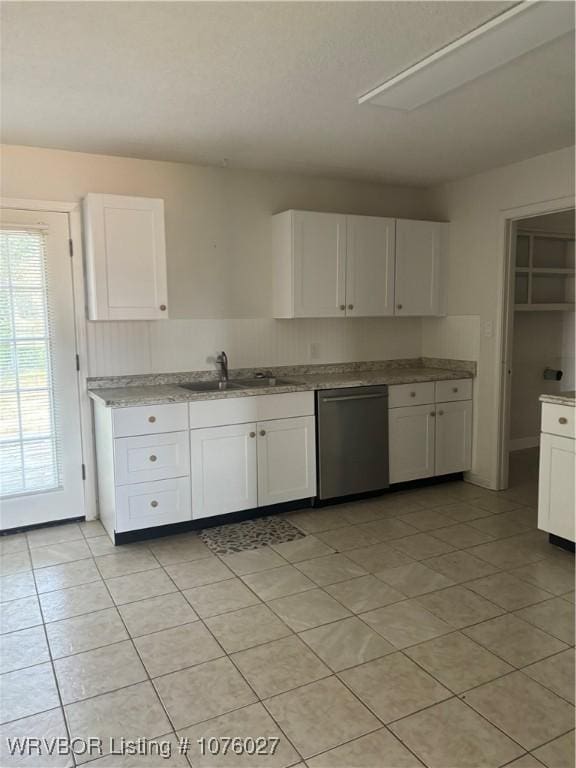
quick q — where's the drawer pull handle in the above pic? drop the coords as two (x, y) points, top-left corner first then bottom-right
(339, 304), (345, 311)
(150, 500), (159, 508)
(160, 305), (167, 311)
(452, 387), (458, 393)
(438, 410), (444, 416)
(410, 391), (416, 398)
(559, 417), (568, 425)
(430, 411), (436, 417)
(259, 430), (266, 436)
(348, 304), (354, 310)
(149, 455), (157, 462)
(397, 304), (403, 310)
(249, 431), (256, 438)
(148, 416), (156, 423)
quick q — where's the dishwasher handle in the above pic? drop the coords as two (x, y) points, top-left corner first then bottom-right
(321, 392), (388, 403)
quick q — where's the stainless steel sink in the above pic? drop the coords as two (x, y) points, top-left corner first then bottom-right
(178, 381), (245, 392)
(178, 377), (297, 393)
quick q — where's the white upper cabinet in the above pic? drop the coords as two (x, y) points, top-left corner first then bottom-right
(273, 210), (445, 318)
(346, 216), (395, 316)
(395, 219), (446, 316)
(83, 194), (168, 320)
(274, 210), (346, 318)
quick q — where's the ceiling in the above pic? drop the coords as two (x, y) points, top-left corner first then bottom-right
(1, 1), (574, 187)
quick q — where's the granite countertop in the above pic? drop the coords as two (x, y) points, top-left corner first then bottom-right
(88, 358), (475, 408)
(540, 392), (576, 407)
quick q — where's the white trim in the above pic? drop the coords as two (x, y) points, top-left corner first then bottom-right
(495, 194), (574, 490)
(509, 436), (540, 452)
(1, 198), (78, 213)
(1, 197), (98, 521)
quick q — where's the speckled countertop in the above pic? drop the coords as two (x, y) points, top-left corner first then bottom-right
(88, 358), (475, 408)
(540, 392), (576, 407)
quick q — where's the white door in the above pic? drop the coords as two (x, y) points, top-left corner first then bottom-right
(345, 216), (395, 316)
(293, 211), (346, 317)
(395, 219), (445, 316)
(389, 404), (435, 483)
(538, 433), (575, 541)
(190, 423), (257, 519)
(435, 400), (473, 476)
(257, 416), (316, 506)
(83, 194), (168, 320)
(0, 209), (84, 530)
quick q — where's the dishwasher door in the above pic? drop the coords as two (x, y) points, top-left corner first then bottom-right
(316, 386), (389, 500)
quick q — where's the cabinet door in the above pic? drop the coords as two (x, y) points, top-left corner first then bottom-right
(293, 211), (347, 317)
(395, 219), (446, 316)
(84, 194), (168, 320)
(389, 404), (435, 483)
(346, 216), (395, 316)
(435, 400), (472, 476)
(538, 433), (575, 541)
(257, 416), (316, 506)
(190, 424), (257, 519)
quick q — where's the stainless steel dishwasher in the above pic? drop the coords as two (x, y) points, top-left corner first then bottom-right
(316, 385), (389, 500)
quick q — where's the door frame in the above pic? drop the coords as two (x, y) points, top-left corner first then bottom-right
(1, 197), (96, 521)
(495, 194), (574, 490)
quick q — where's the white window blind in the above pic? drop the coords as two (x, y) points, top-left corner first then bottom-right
(0, 227), (62, 497)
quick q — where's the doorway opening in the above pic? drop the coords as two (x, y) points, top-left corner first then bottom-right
(501, 208), (575, 499)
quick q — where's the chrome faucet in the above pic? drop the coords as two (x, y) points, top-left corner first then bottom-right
(216, 351), (229, 383)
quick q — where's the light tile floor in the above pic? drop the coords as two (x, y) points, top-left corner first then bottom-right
(0, 449), (574, 767)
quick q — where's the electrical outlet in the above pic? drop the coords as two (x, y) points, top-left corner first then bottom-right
(309, 342), (320, 360)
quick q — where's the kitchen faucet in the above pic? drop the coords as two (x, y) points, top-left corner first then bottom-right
(216, 351), (229, 383)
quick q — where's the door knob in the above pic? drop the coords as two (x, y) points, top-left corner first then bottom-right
(259, 430), (266, 436)
(249, 432), (256, 438)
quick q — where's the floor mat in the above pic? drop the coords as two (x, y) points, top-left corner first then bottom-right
(198, 514), (305, 555)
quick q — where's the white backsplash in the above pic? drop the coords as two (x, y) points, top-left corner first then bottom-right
(86, 317), (423, 377)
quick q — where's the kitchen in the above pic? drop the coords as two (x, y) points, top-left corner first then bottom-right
(0, 2), (574, 767)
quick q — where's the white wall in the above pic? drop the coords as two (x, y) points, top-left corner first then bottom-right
(1, 144), (437, 376)
(510, 311), (575, 447)
(429, 146), (575, 488)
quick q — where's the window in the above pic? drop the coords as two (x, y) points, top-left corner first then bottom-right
(0, 227), (62, 497)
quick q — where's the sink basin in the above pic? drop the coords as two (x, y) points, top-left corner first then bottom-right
(178, 377), (298, 393)
(178, 381), (244, 392)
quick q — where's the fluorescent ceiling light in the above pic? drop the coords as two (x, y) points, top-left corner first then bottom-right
(359, 1), (575, 110)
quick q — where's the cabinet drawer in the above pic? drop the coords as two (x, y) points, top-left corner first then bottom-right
(435, 379), (473, 403)
(189, 391), (314, 429)
(112, 403), (188, 437)
(115, 477), (191, 533)
(388, 382), (435, 408)
(114, 431), (190, 485)
(541, 403), (575, 439)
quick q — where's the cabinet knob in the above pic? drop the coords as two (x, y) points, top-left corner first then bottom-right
(160, 305), (167, 311)
(410, 391), (416, 398)
(249, 431), (256, 438)
(148, 416), (156, 423)
(430, 411), (436, 417)
(149, 455), (157, 462)
(259, 430), (266, 436)
(339, 304), (345, 311)
(348, 304), (354, 310)
(150, 500), (158, 508)
(438, 410), (444, 416)
(397, 304), (403, 310)
(452, 387), (458, 393)
(559, 417), (568, 425)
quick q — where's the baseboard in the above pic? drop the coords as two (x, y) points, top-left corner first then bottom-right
(509, 436), (540, 452)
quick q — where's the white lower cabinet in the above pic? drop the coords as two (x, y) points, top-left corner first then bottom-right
(389, 405), (435, 483)
(538, 434), (575, 542)
(388, 380), (473, 484)
(435, 400), (473, 475)
(116, 477), (191, 533)
(190, 423), (258, 520)
(257, 416), (316, 506)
